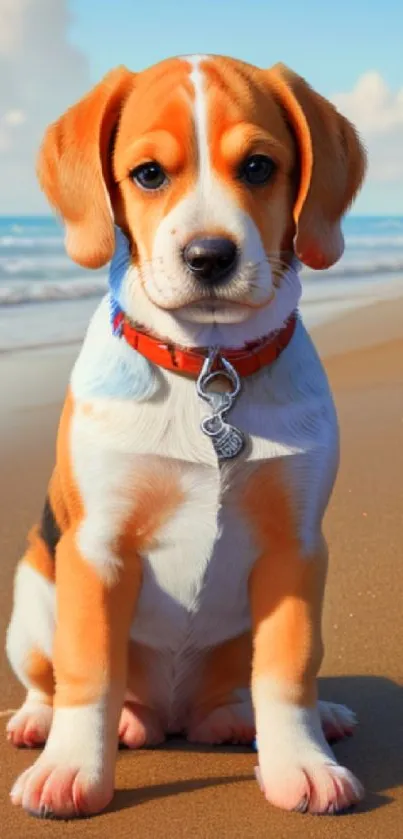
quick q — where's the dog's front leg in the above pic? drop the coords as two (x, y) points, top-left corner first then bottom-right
(249, 531), (363, 815)
(10, 528), (141, 819)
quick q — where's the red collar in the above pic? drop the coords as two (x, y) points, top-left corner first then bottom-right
(113, 310), (297, 378)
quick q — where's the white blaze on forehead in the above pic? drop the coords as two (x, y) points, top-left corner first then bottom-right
(185, 55), (211, 186)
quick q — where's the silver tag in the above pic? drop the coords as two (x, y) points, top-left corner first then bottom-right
(196, 348), (246, 461)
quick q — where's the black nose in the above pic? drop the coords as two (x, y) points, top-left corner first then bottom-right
(183, 237), (237, 284)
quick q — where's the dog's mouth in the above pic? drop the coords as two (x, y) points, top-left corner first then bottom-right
(142, 276), (276, 311)
(135, 257), (277, 318)
(175, 300), (255, 324)
(172, 288), (277, 324)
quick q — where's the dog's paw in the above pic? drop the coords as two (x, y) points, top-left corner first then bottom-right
(318, 700), (357, 743)
(10, 757), (113, 819)
(10, 703), (116, 819)
(255, 703), (364, 815)
(118, 701), (165, 748)
(256, 757), (363, 814)
(187, 702), (255, 745)
(7, 702), (53, 748)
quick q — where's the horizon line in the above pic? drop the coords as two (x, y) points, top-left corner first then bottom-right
(1, 212), (402, 220)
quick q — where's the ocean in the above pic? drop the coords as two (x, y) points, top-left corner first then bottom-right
(1, 215), (403, 351)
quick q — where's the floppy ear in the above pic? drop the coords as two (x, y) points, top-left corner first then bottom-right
(37, 66), (135, 269)
(267, 63), (367, 269)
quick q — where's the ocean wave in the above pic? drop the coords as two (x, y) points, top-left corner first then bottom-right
(370, 218), (403, 231)
(0, 255), (72, 277)
(344, 234), (403, 247)
(3, 233), (403, 250)
(0, 277), (107, 305)
(303, 259), (403, 279)
(0, 235), (63, 248)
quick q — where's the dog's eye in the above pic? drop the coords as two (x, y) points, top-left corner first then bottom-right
(239, 154), (276, 186)
(130, 161), (168, 191)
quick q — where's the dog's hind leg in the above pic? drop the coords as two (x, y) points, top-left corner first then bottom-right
(318, 700), (357, 743)
(6, 688), (53, 748)
(119, 641), (165, 748)
(187, 633), (255, 745)
(6, 527), (56, 747)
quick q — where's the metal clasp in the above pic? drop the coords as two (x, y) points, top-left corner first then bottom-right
(196, 347), (241, 406)
(196, 347), (246, 461)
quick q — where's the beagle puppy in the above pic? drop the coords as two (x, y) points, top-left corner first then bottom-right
(6, 54), (366, 819)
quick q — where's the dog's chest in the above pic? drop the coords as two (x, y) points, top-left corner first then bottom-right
(130, 452), (263, 650)
(72, 383), (261, 649)
(71, 317), (338, 652)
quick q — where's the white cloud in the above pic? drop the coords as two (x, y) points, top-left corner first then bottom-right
(0, 0), (90, 213)
(4, 109), (26, 126)
(332, 72), (403, 187)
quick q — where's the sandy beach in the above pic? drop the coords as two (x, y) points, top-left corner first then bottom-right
(0, 297), (402, 838)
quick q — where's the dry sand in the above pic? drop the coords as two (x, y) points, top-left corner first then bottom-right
(0, 298), (402, 838)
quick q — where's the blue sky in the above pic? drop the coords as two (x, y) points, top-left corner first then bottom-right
(67, 0), (403, 215)
(1, 1), (402, 214)
(70, 0), (403, 96)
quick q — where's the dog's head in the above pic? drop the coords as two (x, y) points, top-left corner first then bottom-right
(37, 56), (366, 337)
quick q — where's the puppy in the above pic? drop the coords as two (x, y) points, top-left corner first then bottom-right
(6, 55), (366, 818)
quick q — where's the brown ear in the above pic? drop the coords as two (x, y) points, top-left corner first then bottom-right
(267, 63), (367, 269)
(37, 66), (135, 268)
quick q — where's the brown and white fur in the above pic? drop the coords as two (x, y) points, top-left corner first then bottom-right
(6, 55), (366, 818)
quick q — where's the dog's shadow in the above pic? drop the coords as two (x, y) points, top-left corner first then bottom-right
(110, 674), (403, 815)
(317, 674), (403, 812)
